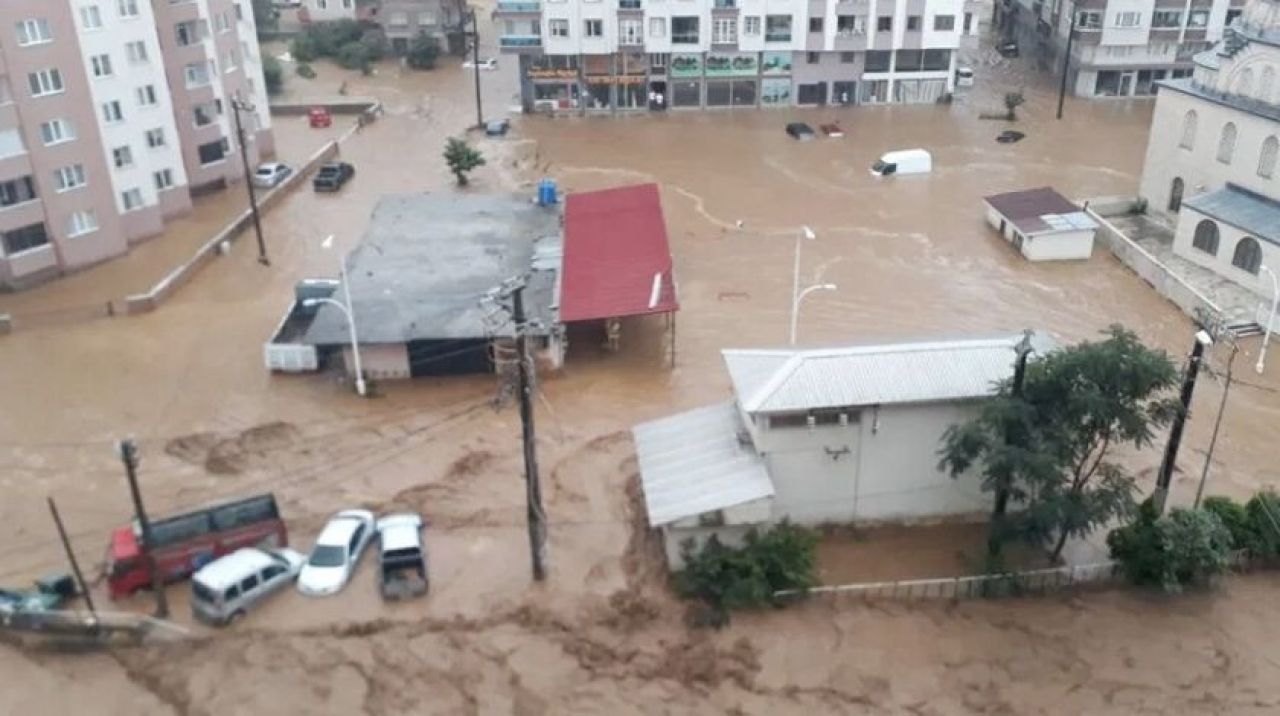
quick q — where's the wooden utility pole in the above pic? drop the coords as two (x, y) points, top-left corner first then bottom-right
(470, 9), (484, 128)
(1056, 5), (1078, 120)
(47, 497), (98, 624)
(512, 286), (547, 580)
(989, 329), (1035, 560)
(231, 95), (269, 266)
(118, 439), (168, 618)
(1154, 331), (1212, 514)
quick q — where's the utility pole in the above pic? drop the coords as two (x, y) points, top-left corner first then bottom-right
(470, 8), (484, 128)
(231, 95), (269, 266)
(47, 497), (98, 624)
(1153, 330), (1213, 514)
(118, 439), (168, 618)
(512, 285), (547, 580)
(1194, 338), (1239, 507)
(989, 329), (1036, 560)
(1056, 4), (1078, 120)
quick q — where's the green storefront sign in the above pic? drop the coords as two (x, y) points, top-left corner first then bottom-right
(761, 51), (792, 76)
(705, 53), (758, 77)
(670, 54), (702, 77)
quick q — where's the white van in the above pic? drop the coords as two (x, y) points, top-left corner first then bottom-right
(191, 548), (304, 626)
(870, 149), (933, 177)
(956, 66), (975, 87)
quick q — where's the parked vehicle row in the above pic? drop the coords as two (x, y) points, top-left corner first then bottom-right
(249, 159), (358, 193)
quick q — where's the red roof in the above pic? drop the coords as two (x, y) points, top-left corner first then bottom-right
(560, 183), (679, 322)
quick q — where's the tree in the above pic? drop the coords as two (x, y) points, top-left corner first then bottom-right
(443, 138), (485, 186)
(262, 55), (284, 96)
(1004, 91), (1025, 120)
(675, 521), (818, 626)
(407, 32), (441, 70)
(939, 326), (1180, 563)
(250, 0), (278, 35)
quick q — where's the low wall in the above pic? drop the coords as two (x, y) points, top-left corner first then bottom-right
(268, 98), (381, 116)
(1081, 195), (1140, 218)
(777, 561), (1122, 603)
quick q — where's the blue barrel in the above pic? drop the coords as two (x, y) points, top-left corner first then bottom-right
(537, 179), (558, 206)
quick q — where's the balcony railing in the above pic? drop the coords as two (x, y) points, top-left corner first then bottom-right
(496, 0), (541, 12)
(671, 33), (699, 43)
(499, 35), (543, 47)
(765, 32), (792, 42)
(713, 0), (737, 8)
(619, 0), (642, 8)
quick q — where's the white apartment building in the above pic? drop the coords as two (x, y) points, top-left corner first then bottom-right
(301, 0), (363, 22)
(1137, 0), (1280, 301)
(0, 0), (274, 290)
(1003, 0), (1247, 97)
(495, 0), (981, 111)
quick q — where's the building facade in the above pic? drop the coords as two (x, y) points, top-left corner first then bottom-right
(1003, 0), (1247, 98)
(1137, 0), (1280, 300)
(495, 0), (982, 112)
(381, 0), (466, 54)
(0, 0), (274, 290)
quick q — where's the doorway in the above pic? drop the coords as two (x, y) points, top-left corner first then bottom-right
(1169, 177), (1184, 212)
(1118, 71), (1135, 96)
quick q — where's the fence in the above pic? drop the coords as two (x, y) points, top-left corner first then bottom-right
(778, 561), (1121, 603)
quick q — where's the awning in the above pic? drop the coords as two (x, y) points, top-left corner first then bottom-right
(560, 183), (679, 322)
(632, 402), (774, 527)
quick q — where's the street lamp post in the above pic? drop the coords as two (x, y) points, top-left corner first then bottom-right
(303, 254), (367, 397)
(791, 283), (838, 346)
(1256, 264), (1278, 375)
(789, 226), (837, 346)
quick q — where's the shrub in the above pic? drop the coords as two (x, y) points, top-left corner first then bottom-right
(359, 29), (387, 62)
(296, 63), (316, 79)
(406, 31), (440, 70)
(262, 55), (284, 96)
(1108, 503), (1234, 592)
(336, 41), (375, 74)
(443, 137), (485, 186)
(290, 34), (319, 63)
(674, 521), (818, 626)
(1245, 490), (1280, 558)
(1200, 496), (1251, 551)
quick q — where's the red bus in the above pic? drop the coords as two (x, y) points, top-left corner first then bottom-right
(106, 493), (288, 600)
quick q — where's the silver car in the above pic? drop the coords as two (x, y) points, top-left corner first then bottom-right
(191, 547), (304, 626)
(253, 162), (292, 188)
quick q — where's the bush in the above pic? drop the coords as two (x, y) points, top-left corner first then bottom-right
(290, 34), (319, 63)
(1246, 490), (1280, 558)
(1201, 496), (1252, 551)
(1108, 503), (1234, 592)
(674, 521), (817, 625)
(359, 29), (387, 62)
(406, 31), (440, 70)
(262, 55), (284, 96)
(335, 41), (375, 74)
(296, 63), (316, 79)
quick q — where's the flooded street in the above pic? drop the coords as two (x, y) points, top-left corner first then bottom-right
(2, 12), (1280, 713)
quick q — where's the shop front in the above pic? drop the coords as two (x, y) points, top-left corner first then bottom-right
(670, 54), (704, 108)
(761, 52), (793, 107)
(527, 56), (581, 112)
(583, 54), (614, 111)
(704, 52), (759, 108)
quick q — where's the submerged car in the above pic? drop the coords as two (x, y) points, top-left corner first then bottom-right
(253, 162), (293, 188)
(312, 162), (355, 192)
(998, 41), (1020, 58)
(376, 513), (428, 600)
(785, 122), (816, 141)
(191, 547), (304, 626)
(297, 509), (375, 597)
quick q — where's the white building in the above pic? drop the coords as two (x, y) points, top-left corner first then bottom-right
(1137, 0), (1280, 301)
(495, 0), (982, 111)
(632, 333), (1053, 569)
(984, 186), (1098, 261)
(302, 0), (360, 22)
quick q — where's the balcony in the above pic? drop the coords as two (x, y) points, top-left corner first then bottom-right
(619, 0), (642, 8)
(495, 0), (541, 13)
(499, 35), (543, 48)
(713, 0), (737, 8)
(671, 33), (700, 44)
(765, 33), (792, 42)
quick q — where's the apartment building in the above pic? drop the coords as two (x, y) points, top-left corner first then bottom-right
(1003, 0), (1247, 98)
(380, 0), (465, 54)
(0, 0), (274, 290)
(495, 0), (981, 112)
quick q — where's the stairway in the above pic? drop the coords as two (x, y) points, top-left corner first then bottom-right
(1225, 321), (1265, 338)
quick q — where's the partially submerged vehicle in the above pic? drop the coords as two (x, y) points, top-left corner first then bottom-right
(377, 513), (428, 600)
(870, 149), (933, 177)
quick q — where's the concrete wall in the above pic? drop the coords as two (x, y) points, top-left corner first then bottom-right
(343, 343), (411, 380)
(1173, 205), (1279, 300)
(1023, 230), (1095, 261)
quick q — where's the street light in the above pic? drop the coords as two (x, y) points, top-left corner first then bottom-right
(791, 284), (838, 345)
(1256, 264), (1278, 375)
(789, 225), (835, 345)
(305, 235), (367, 397)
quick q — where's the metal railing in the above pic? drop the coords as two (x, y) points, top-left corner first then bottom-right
(765, 32), (792, 42)
(496, 0), (541, 11)
(671, 33), (700, 44)
(499, 35), (543, 47)
(619, 0), (642, 8)
(713, 0), (738, 8)
(777, 562), (1122, 602)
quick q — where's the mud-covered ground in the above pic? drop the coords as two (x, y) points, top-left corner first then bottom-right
(2, 6), (1280, 714)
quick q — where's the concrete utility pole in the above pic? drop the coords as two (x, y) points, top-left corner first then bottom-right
(118, 439), (168, 618)
(1257, 264), (1278, 375)
(1056, 4), (1078, 120)
(47, 497), (98, 624)
(1153, 330), (1213, 514)
(1195, 338), (1239, 508)
(231, 95), (269, 266)
(989, 329), (1035, 559)
(470, 8), (484, 128)
(512, 285), (547, 580)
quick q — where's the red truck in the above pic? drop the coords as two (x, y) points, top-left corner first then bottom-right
(106, 493), (287, 600)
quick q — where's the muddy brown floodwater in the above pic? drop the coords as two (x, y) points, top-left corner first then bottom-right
(2, 11), (1280, 714)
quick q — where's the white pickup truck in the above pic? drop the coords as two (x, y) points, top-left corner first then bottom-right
(376, 514), (428, 600)
(263, 279), (339, 373)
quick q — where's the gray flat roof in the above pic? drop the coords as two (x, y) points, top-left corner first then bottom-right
(303, 194), (562, 345)
(984, 187), (1095, 236)
(1183, 183), (1280, 248)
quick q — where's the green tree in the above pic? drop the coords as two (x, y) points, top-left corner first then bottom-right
(336, 41), (375, 74)
(675, 521), (818, 626)
(262, 55), (284, 96)
(1004, 91), (1025, 120)
(251, 0), (278, 34)
(1108, 504), (1234, 592)
(939, 326), (1180, 563)
(406, 32), (441, 70)
(443, 138), (485, 186)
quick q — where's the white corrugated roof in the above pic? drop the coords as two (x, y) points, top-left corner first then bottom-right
(632, 402), (775, 527)
(725, 332), (1053, 414)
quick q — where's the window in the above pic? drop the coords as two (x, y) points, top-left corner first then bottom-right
(121, 187), (144, 211)
(1217, 122), (1237, 164)
(1261, 66), (1276, 103)
(185, 62), (212, 87)
(388, 11), (410, 26)
(584, 19), (603, 37)
(145, 127), (166, 148)
(1227, 8), (1241, 25)
(1232, 238), (1263, 275)
(877, 16), (892, 32)
(39, 119), (75, 145)
(840, 51), (855, 63)
(28, 68), (64, 97)
(0, 176), (37, 208)
(102, 100), (124, 123)
(923, 48), (950, 70)
(649, 17), (665, 37)
(765, 15), (791, 42)
(216, 12), (231, 33)
(1115, 11), (1141, 28)
(806, 51), (820, 64)
(176, 20), (207, 47)
(112, 145), (133, 168)
(193, 102), (217, 126)
(1077, 11), (1102, 29)
(549, 19), (569, 37)
(865, 50), (891, 72)
(896, 49), (923, 71)
(808, 17), (823, 33)
(1, 223), (49, 255)
(1261, 137), (1280, 179)
(1179, 110), (1197, 150)
(417, 12), (433, 26)
(672, 16), (698, 43)
(239, 574), (260, 593)
(54, 164), (87, 192)
(118, 0), (140, 17)
(68, 210), (99, 238)
(198, 138), (229, 165)
(906, 15), (921, 31)
(80, 5), (103, 30)
(1168, 177), (1183, 212)
(1188, 10), (1208, 28)
(155, 168), (175, 190)
(713, 18), (736, 43)
(836, 15), (865, 35)
(1192, 220), (1219, 255)
(744, 16), (760, 35)
(619, 19), (642, 44)
(136, 85), (158, 107)
(934, 14), (955, 31)
(1152, 10), (1181, 28)
(0, 129), (24, 158)
(223, 50), (239, 72)
(16, 19), (52, 46)
(90, 54), (114, 78)
(126, 40), (149, 63)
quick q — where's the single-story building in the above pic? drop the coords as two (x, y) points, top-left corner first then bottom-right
(633, 332), (1054, 569)
(983, 187), (1097, 261)
(1173, 183), (1280, 302)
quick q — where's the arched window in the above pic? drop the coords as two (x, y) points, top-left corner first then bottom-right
(1262, 66), (1276, 103)
(1218, 122), (1238, 163)
(1232, 237), (1263, 274)
(1237, 68), (1255, 97)
(1179, 110), (1198, 150)
(1192, 220), (1220, 255)
(1260, 136), (1279, 178)
(1169, 177), (1184, 212)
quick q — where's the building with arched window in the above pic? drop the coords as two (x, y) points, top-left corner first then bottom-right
(1138, 0), (1280, 301)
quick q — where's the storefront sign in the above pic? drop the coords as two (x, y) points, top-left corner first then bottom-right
(585, 75), (647, 85)
(670, 54), (702, 78)
(529, 69), (580, 80)
(705, 53), (758, 77)
(761, 51), (792, 76)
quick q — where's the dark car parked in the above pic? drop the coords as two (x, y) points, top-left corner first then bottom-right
(998, 41), (1019, 58)
(786, 122), (816, 141)
(313, 162), (355, 192)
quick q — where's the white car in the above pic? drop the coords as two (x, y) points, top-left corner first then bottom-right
(253, 162), (292, 189)
(462, 58), (498, 71)
(297, 509), (375, 596)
